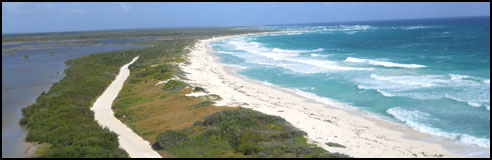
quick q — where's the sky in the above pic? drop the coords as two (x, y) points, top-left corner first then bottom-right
(2, 2), (490, 34)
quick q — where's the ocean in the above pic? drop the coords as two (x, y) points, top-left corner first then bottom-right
(210, 16), (490, 154)
(2, 38), (149, 157)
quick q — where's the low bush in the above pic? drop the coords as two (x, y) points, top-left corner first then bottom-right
(162, 80), (187, 93)
(155, 108), (350, 158)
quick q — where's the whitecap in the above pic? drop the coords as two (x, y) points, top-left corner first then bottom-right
(448, 74), (471, 81)
(394, 25), (441, 30)
(355, 73), (490, 109)
(216, 51), (235, 54)
(223, 37), (372, 73)
(345, 57), (426, 68)
(369, 74), (439, 88)
(387, 107), (490, 148)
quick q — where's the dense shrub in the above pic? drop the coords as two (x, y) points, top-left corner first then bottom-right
(162, 80), (187, 93)
(193, 87), (206, 92)
(20, 50), (136, 157)
(155, 108), (350, 158)
(325, 142), (346, 148)
(156, 130), (188, 151)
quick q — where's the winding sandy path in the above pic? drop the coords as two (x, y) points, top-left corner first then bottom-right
(91, 56), (162, 158)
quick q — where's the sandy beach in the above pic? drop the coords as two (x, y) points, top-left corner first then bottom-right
(91, 56), (161, 158)
(180, 34), (466, 158)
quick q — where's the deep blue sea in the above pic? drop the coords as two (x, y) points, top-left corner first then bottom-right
(210, 17), (490, 152)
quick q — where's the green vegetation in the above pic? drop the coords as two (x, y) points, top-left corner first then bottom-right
(206, 94), (222, 101)
(107, 29), (349, 158)
(2, 27), (271, 43)
(17, 27), (348, 158)
(156, 108), (350, 158)
(325, 142), (346, 148)
(34, 143), (52, 157)
(19, 48), (142, 157)
(193, 87), (206, 92)
(188, 100), (214, 110)
(162, 80), (188, 93)
(23, 54), (30, 58)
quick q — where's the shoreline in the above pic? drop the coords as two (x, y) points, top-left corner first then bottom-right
(180, 33), (486, 158)
(90, 56), (161, 158)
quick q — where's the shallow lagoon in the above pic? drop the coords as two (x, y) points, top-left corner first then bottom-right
(2, 38), (148, 158)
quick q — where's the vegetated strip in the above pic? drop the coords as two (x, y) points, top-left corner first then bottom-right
(19, 48), (141, 157)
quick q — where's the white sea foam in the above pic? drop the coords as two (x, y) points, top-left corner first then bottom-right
(216, 51), (235, 54)
(224, 37), (372, 73)
(255, 25), (376, 34)
(468, 102), (482, 107)
(325, 25), (375, 31)
(285, 58), (374, 72)
(344, 31), (358, 34)
(357, 85), (393, 97)
(484, 79), (490, 84)
(272, 48), (323, 55)
(345, 57), (426, 68)
(356, 74), (490, 108)
(444, 94), (488, 108)
(458, 134), (491, 149)
(387, 107), (490, 148)
(394, 26), (441, 30)
(260, 80), (275, 86)
(369, 74), (439, 88)
(267, 31), (304, 36)
(448, 74), (471, 81)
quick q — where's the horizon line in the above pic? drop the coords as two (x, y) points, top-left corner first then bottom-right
(3, 15), (489, 36)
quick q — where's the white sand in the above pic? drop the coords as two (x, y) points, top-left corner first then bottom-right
(180, 34), (464, 158)
(185, 92), (208, 97)
(91, 56), (161, 158)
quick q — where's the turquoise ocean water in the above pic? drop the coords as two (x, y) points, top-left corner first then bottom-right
(210, 17), (490, 155)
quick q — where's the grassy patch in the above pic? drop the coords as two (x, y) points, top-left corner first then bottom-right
(188, 100), (214, 110)
(206, 94), (222, 101)
(162, 80), (187, 93)
(111, 38), (236, 158)
(155, 108), (350, 158)
(34, 143), (52, 157)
